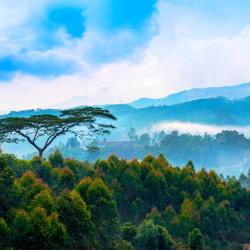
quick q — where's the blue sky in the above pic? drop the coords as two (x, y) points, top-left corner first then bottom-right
(0, 0), (158, 78)
(1, 0), (250, 110)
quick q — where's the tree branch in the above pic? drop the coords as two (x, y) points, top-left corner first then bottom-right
(16, 130), (42, 152)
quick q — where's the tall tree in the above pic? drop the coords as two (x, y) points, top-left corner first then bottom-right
(188, 228), (204, 250)
(0, 154), (19, 217)
(76, 178), (121, 249)
(136, 219), (175, 250)
(57, 190), (96, 249)
(0, 107), (116, 157)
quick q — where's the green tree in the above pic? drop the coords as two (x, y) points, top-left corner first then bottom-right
(122, 222), (137, 245)
(30, 156), (42, 170)
(56, 167), (76, 191)
(179, 198), (198, 237)
(76, 178), (121, 249)
(0, 107), (116, 157)
(113, 239), (134, 250)
(30, 190), (56, 214)
(35, 161), (53, 184)
(0, 154), (19, 217)
(144, 169), (168, 209)
(57, 190), (96, 249)
(0, 217), (10, 249)
(11, 208), (67, 250)
(128, 197), (145, 222)
(10, 209), (33, 250)
(136, 219), (175, 250)
(162, 205), (177, 225)
(49, 149), (64, 168)
(188, 228), (204, 250)
(18, 171), (49, 205)
(146, 207), (163, 226)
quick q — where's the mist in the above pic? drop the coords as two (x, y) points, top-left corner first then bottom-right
(150, 121), (250, 138)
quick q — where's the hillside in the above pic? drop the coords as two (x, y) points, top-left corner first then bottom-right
(129, 82), (250, 108)
(3, 96), (250, 129)
(110, 97), (250, 140)
(0, 151), (249, 250)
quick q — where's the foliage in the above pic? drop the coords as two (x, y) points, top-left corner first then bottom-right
(0, 107), (116, 157)
(136, 219), (175, 250)
(11, 207), (67, 250)
(48, 130), (250, 177)
(0, 154), (19, 217)
(188, 228), (204, 250)
(0, 217), (10, 249)
(0, 150), (249, 249)
(57, 190), (96, 249)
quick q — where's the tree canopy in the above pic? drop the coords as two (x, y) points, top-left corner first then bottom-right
(0, 107), (116, 157)
(0, 151), (249, 249)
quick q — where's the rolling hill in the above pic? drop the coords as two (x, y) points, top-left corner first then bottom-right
(3, 97), (250, 132)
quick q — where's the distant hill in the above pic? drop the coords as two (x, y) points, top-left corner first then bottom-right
(3, 97), (250, 156)
(129, 82), (250, 108)
(48, 82), (250, 109)
(111, 97), (250, 135)
(2, 97), (250, 128)
(98, 97), (250, 140)
(0, 109), (59, 118)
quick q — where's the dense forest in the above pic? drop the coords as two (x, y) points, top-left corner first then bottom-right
(0, 149), (249, 250)
(46, 129), (250, 176)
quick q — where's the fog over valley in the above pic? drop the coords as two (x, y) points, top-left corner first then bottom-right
(151, 121), (250, 137)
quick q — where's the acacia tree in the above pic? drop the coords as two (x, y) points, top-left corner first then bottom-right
(0, 107), (116, 157)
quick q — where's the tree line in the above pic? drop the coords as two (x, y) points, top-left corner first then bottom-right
(48, 129), (250, 176)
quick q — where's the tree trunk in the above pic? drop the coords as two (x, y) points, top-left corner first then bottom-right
(38, 150), (43, 158)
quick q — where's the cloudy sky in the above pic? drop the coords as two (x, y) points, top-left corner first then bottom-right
(1, 0), (250, 111)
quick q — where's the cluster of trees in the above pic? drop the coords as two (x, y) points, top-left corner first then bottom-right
(47, 129), (250, 176)
(126, 129), (250, 169)
(0, 149), (249, 249)
(147, 130), (250, 169)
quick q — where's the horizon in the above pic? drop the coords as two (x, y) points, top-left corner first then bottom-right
(0, 80), (250, 114)
(1, 1), (250, 110)
(0, 81), (248, 113)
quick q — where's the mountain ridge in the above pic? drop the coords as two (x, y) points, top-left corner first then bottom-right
(129, 82), (250, 108)
(45, 82), (250, 110)
(2, 96), (250, 126)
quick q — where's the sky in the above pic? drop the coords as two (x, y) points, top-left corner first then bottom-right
(1, 0), (250, 111)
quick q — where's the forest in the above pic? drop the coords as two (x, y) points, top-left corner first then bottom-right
(47, 129), (250, 177)
(0, 149), (249, 250)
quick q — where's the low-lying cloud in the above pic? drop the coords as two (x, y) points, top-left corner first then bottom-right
(151, 121), (250, 138)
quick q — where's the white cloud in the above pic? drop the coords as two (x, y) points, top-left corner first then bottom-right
(1, 0), (250, 111)
(150, 121), (250, 137)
